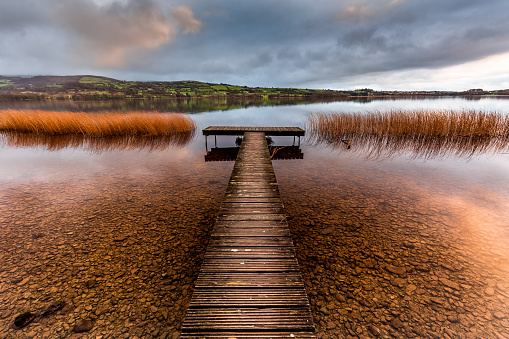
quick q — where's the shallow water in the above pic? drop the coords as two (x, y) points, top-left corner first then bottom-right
(1, 98), (508, 338)
(275, 150), (509, 337)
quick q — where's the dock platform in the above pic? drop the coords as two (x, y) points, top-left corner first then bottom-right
(202, 126), (305, 136)
(180, 132), (315, 338)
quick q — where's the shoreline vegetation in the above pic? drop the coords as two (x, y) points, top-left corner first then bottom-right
(0, 110), (196, 136)
(1, 75), (509, 101)
(0, 110), (197, 151)
(306, 110), (509, 159)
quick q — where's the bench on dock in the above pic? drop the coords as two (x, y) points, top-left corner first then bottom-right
(180, 130), (315, 338)
(202, 126), (305, 154)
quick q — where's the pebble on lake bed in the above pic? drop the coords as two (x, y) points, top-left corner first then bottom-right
(73, 319), (94, 333)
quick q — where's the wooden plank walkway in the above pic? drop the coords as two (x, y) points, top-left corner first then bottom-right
(203, 126), (305, 136)
(180, 132), (315, 339)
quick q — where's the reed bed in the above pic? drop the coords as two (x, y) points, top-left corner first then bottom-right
(306, 109), (509, 160)
(0, 109), (196, 137)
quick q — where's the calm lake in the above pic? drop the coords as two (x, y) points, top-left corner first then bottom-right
(1, 97), (508, 338)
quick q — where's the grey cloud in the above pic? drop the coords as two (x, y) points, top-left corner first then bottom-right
(199, 61), (234, 75)
(246, 52), (273, 70)
(0, 0), (53, 31)
(339, 26), (388, 52)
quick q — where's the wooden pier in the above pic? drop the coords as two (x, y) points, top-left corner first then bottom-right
(203, 126), (305, 152)
(180, 131), (315, 338)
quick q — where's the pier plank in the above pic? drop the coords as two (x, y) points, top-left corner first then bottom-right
(211, 227), (290, 237)
(208, 236), (293, 247)
(195, 272), (305, 288)
(200, 258), (300, 272)
(204, 247), (296, 259)
(181, 333), (316, 339)
(214, 220), (288, 228)
(182, 308), (314, 331)
(188, 289), (310, 307)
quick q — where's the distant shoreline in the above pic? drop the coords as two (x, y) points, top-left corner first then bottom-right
(1, 75), (508, 101)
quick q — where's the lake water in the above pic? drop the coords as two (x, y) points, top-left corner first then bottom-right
(1, 97), (508, 338)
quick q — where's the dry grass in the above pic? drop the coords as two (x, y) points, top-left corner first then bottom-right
(306, 109), (509, 159)
(0, 109), (196, 136)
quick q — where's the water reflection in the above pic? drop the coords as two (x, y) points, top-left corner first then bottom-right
(0, 97), (348, 113)
(307, 132), (509, 160)
(0, 130), (196, 153)
(205, 146), (304, 162)
(274, 151), (509, 337)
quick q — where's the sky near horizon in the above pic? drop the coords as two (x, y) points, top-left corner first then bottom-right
(1, 0), (509, 91)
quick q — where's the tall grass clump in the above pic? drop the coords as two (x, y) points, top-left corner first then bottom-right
(306, 109), (509, 159)
(0, 110), (197, 151)
(0, 109), (196, 136)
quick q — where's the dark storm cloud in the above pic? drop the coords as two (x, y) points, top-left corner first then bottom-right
(136, 0), (509, 87)
(1, 0), (509, 89)
(331, 0), (509, 72)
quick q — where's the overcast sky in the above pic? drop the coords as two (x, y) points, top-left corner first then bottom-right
(1, 0), (509, 90)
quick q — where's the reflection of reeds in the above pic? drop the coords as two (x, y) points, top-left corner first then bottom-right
(306, 110), (509, 160)
(0, 110), (196, 152)
(0, 110), (195, 136)
(0, 132), (196, 152)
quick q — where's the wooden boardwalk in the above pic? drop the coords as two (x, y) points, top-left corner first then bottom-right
(180, 132), (315, 338)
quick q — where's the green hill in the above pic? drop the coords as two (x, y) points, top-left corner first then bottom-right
(0, 75), (507, 101)
(0, 75), (348, 101)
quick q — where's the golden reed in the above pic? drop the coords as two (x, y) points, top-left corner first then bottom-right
(0, 109), (196, 136)
(306, 110), (509, 160)
(0, 110), (197, 151)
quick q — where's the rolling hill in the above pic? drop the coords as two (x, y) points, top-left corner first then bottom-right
(0, 75), (507, 101)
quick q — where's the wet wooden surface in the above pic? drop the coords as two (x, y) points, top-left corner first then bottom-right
(180, 132), (315, 338)
(202, 126), (305, 136)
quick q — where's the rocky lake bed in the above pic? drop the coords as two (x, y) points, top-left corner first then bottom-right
(0, 147), (508, 338)
(275, 157), (509, 338)
(0, 155), (229, 339)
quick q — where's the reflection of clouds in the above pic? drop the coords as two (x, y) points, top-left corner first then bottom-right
(0, 130), (196, 153)
(443, 190), (509, 272)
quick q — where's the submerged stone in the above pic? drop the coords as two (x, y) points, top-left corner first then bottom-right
(385, 264), (406, 277)
(13, 312), (36, 329)
(40, 300), (66, 317)
(73, 319), (94, 333)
